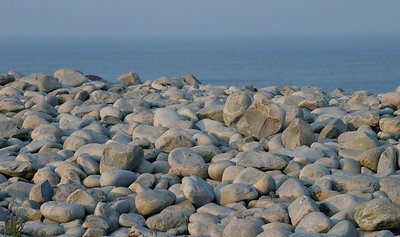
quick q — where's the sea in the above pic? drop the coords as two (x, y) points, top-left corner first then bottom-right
(1, 35), (399, 94)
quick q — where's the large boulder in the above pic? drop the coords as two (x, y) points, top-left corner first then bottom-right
(236, 97), (285, 139)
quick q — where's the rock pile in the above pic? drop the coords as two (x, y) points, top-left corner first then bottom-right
(0, 69), (400, 237)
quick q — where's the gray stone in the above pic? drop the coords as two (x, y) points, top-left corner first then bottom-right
(276, 178), (310, 200)
(223, 217), (263, 237)
(54, 68), (88, 87)
(379, 176), (400, 205)
(67, 189), (98, 214)
(28, 180), (54, 204)
(168, 147), (208, 178)
(295, 212), (332, 233)
(233, 167), (276, 195)
(0, 97), (25, 113)
(215, 183), (258, 205)
(288, 196), (320, 226)
(40, 201), (86, 223)
(132, 124), (168, 144)
(327, 220), (357, 237)
(145, 201), (195, 235)
(236, 151), (288, 171)
(118, 71), (141, 86)
(21, 221), (64, 237)
(208, 160), (234, 181)
(153, 108), (193, 129)
(135, 189), (176, 216)
(223, 91), (253, 127)
(155, 128), (193, 153)
(282, 118), (315, 148)
(119, 213), (146, 227)
(299, 164), (330, 185)
(100, 143), (143, 173)
(237, 97), (285, 139)
(319, 194), (364, 216)
(354, 198), (400, 231)
(195, 118), (237, 145)
(379, 117), (400, 134)
(377, 146), (398, 174)
(181, 176), (215, 207)
(100, 168), (137, 187)
(319, 118), (347, 139)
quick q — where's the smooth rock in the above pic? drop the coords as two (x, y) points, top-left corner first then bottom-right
(181, 176), (215, 207)
(40, 201), (85, 223)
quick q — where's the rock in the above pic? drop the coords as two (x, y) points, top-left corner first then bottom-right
(354, 198), (400, 231)
(343, 109), (380, 130)
(327, 220), (358, 237)
(338, 130), (380, 151)
(288, 196), (320, 226)
(215, 183), (258, 205)
(100, 143), (144, 173)
(119, 213), (146, 227)
(237, 97), (285, 139)
(223, 91), (253, 127)
(67, 189), (98, 214)
(94, 202), (120, 232)
(295, 212), (332, 233)
(222, 217), (263, 237)
(155, 128), (193, 153)
(233, 167), (276, 195)
(118, 71), (141, 86)
(377, 146), (398, 174)
(319, 118), (347, 139)
(381, 92), (400, 109)
(100, 168), (137, 187)
(0, 97), (25, 113)
(54, 68), (88, 87)
(0, 159), (36, 179)
(379, 176), (400, 205)
(0, 116), (25, 138)
(0, 73), (14, 85)
(195, 119), (237, 145)
(358, 147), (384, 172)
(28, 180), (54, 204)
(181, 176), (215, 207)
(282, 118), (315, 148)
(145, 201), (196, 235)
(135, 189), (176, 216)
(40, 201), (85, 223)
(208, 160), (234, 181)
(168, 147), (208, 178)
(276, 178), (310, 199)
(236, 151), (288, 171)
(197, 104), (225, 122)
(380, 117), (400, 134)
(31, 124), (63, 142)
(299, 164), (330, 185)
(21, 221), (65, 237)
(319, 194), (364, 216)
(132, 124), (168, 144)
(154, 108), (193, 129)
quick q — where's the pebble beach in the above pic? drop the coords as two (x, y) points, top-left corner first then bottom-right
(0, 68), (400, 237)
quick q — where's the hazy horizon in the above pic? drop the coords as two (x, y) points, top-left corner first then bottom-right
(1, 0), (400, 39)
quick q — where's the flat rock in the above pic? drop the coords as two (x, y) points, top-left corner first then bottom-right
(236, 151), (288, 171)
(295, 212), (332, 233)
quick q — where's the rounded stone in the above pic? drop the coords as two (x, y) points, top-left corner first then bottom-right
(40, 201), (85, 223)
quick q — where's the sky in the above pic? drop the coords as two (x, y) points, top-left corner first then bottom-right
(0, 0), (400, 39)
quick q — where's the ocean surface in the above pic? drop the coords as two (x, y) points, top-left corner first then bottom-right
(0, 36), (399, 94)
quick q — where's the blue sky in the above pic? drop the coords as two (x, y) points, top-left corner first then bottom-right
(1, 0), (400, 38)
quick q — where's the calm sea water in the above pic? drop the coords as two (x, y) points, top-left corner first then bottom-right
(0, 36), (399, 93)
